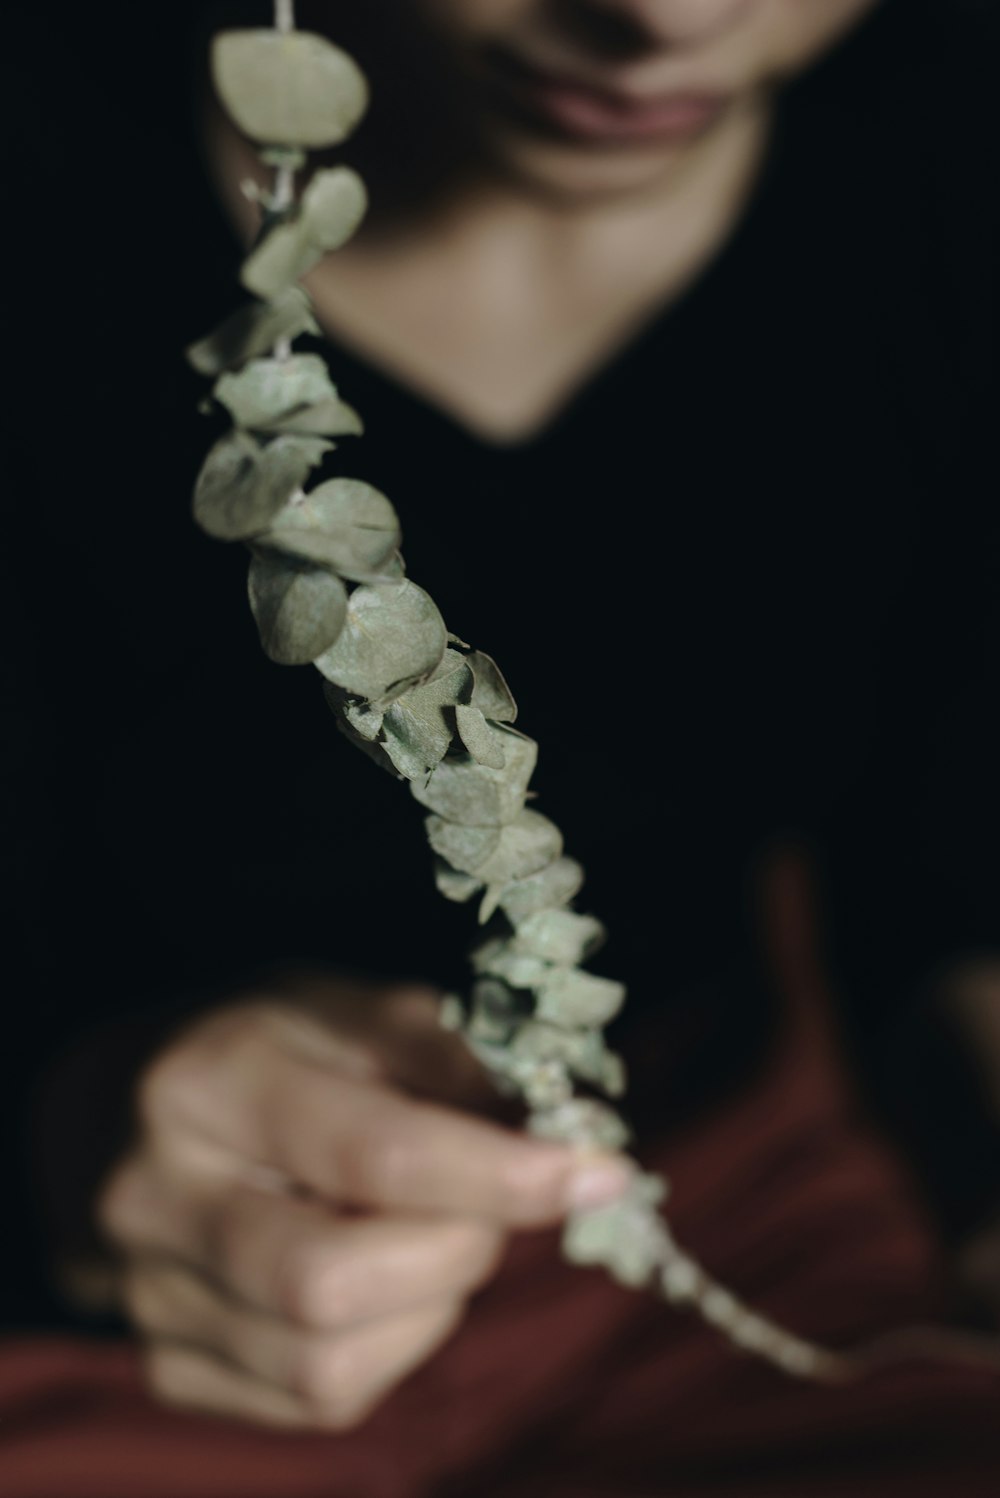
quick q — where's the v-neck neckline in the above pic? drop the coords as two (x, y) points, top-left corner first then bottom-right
(187, 53), (795, 460)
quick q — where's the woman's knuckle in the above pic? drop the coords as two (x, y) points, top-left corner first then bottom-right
(142, 1346), (185, 1407)
(95, 1160), (146, 1246)
(302, 1343), (357, 1425)
(136, 1045), (209, 1133)
(459, 1221), (506, 1286)
(121, 1268), (160, 1331)
(272, 1240), (342, 1326)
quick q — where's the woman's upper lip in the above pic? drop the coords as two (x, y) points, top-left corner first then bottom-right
(487, 45), (723, 114)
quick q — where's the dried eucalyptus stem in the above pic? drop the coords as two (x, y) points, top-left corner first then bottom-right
(185, 1), (852, 1384)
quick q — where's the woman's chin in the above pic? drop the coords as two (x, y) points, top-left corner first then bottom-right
(482, 122), (699, 203)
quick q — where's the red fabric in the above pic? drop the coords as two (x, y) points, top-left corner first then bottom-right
(2, 851), (999, 1496)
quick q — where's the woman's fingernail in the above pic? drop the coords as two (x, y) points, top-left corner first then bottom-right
(566, 1157), (633, 1210)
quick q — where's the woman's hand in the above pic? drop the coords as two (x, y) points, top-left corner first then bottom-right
(96, 977), (631, 1431)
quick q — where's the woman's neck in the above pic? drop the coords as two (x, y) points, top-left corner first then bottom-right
(203, 89), (775, 444)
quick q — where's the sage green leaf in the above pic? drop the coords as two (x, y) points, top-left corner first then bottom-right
(499, 858), (585, 924)
(193, 430), (332, 540)
(328, 693), (402, 778)
(563, 1177), (670, 1288)
(315, 579), (447, 701)
(455, 705), (506, 769)
(433, 860), (481, 904)
(213, 354), (361, 436)
(469, 937), (550, 990)
(185, 287), (319, 376)
(410, 731), (537, 827)
(381, 651), (471, 779)
(247, 551), (347, 664)
(529, 1100), (631, 1151)
(474, 809), (563, 885)
(510, 1021), (626, 1095)
(511, 909), (606, 966)
(520, 1061), (574, 1110)
(343, 700), (383, 741)
(211, 29), (369, 148)
(468, 977), (518, 1044)
(263, 479), (400, 579)
(535, 969), (626, 1028)
(241, 168), (368, 298)
(265, 398), (364, 437)
(467, 651), (517, 722)
(425, 821), (500, 877)
(426, 808), (561, 884)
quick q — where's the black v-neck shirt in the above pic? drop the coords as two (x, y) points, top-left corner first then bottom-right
(2, 0), (998, 1324)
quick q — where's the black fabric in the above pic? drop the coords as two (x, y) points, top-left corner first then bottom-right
(2, 0), (998, 1327)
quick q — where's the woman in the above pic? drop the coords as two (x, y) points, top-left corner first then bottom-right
(2, 0), (1000, 1490)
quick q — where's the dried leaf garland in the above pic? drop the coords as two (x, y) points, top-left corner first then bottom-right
(183, 0), (860, 1389)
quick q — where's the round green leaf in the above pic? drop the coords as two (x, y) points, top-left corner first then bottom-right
(426, 808), (561, 884)
(510, 909), (606, 966)
(499, 858), (586, 924)
(212, 29), (369, 148)
(529, 1100), (631, 1151)
(410, 730), (537, 826)
(380, 652), (472, 779)
(467, 651), (517, 723)
(469, 936), (550, 990)
(213, 353), (360, 435)
(535, 968), (626, 1028)
(193, 431), (332, 540)
(433, 860), (481, 904)
(240, 169), (368, 299)
(185, 287), (319, 377)
(264, 478), (400, 580)
(455, 705), (506, 769)
(314, 579), (447, 702)
(248, 551), (347, 664)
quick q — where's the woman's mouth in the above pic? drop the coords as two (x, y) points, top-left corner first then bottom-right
(483, 48), (729, 147)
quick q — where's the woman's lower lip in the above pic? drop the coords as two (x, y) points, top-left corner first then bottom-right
(491, 63), (725, 145)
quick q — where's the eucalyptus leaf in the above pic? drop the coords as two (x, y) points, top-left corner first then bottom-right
(315, 579), (447, 701)
(535, 968), (626, 1028)
(213, 354), (361, 435)
(499, 858), (586, 924)
(193, 430), (332, 540)
(473, 809), (563, 885)
(410, 730), (537, 827)
(529, 1100), (631, 1151)
(467, 650), (517, 722)
(185, 287), (319, 376)
(510, 1020), (626, 1095)
(563, 1178), (670, 1288)
(433, 860), (481, 904)
(455, 705), (506, 769)
(511, 1018), (599, 1070)
(426, 808), (561, 884)
(241, 168), (368, 298)
(381, 651), (471, 779)
(468, 977), (518, 1043)
(469, 936), (550, 990)
(212, 29), (369, 148)
(343, 700), (384, 742)
(425, 820), (500, 877)
(263, 478), (400, 579)
(330, 698), (402, 778)
(248, 551), (347, 664)
(510, 909), (606, 966)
